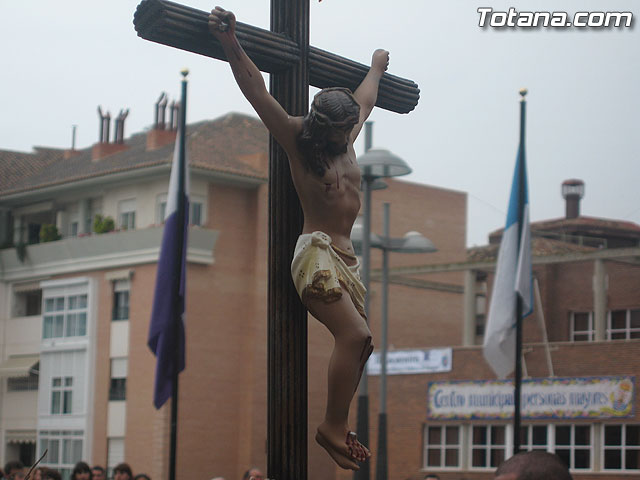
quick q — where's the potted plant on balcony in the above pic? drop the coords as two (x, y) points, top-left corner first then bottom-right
(93, 214), (115, 234)
(39, 224), (62, 243)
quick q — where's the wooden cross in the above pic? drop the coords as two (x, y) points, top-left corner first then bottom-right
(134, 2), (419, 479)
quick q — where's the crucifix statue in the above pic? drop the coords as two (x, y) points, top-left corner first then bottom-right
(134, 1), (418, 479)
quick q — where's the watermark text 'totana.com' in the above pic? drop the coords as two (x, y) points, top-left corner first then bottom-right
(478, 7), (633, 28)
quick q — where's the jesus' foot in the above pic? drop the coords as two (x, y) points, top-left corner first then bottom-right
(316, 423), (360, 470)
(346, 431), (370, 462)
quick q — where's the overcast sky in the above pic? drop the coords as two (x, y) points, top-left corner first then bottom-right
(2, 1), (638, 247)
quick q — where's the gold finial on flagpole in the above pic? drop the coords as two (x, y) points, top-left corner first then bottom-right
(181, 68), (189, 79)
(519, 88), (528, 100)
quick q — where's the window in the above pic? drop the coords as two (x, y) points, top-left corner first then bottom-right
(28, 222), (42, 244)
(109, 379), (126, 401)
(118, 199), (136, 230)
(112, 280), (130, 321)
(84, 199), (94, 234)
(424, 425), (461, 469)
(109, 358), (127, 401)
(520, 425), (549, 451)
(13, 289), (42, 317)
(158, 202), (167, 223)
(39, 430), (83, 480)
(603, 424), (640, 471)
(70, 221), (79, 237)
(474, 272), (487, 341)
(554, 425), (592, 470)
(157, 194), (204, 226)
(570, 312), (594, 342)
(107, 437), (125, 476)
(191, 201), (203, 226)
(43, 297), (64, 338)
(608, 309), (640, 340)
(43, 294), (87, 339)
(51, 376), (73, 414)
(8, 369), (39, 392)
(156, 193), (167, 224)
(471, 425), (507, 469)
(475, 293), (486, 337)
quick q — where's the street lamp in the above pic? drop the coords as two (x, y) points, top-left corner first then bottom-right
(352, 203), (436, 480)
(354, 143), (412, 480)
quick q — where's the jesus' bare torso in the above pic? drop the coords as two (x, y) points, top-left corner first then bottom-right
(287, 120), (361, 261)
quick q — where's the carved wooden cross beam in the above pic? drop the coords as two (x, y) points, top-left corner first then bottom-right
(134, 0), (420, 113)
(134, 2), (419, 480)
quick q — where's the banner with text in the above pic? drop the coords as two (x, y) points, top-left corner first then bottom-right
(428, 376), (634, 420)
(368, 348), (452, 376)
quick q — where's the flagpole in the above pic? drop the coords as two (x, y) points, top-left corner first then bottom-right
(169, 68), (189, 480)
(513, 88), (527, 455)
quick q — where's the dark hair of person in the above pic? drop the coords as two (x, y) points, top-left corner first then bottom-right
(242, 468), (262, 480)
(297, 87), (360, 177)
(91, 466), (105, 474)
(113, 463), (133, 477)
(4, 461), (24, 476)
(71, 462), (92, 480)
(495, 451), (572, 480)
(133, 475), (150, 480)
(42, 468), (62, 480)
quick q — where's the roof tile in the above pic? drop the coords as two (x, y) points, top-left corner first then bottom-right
(0, 113), (268, 197)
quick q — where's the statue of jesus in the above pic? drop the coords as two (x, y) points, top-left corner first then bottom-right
(209, 6), (389, 470)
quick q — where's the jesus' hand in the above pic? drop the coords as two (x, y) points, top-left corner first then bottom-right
(208, 6), (236, 36)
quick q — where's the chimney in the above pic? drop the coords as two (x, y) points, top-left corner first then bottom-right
(113, 109), (130, 144)
(155, 92), (168, 130)
(562, 179), (585, 219)
(147, 93), (178, 150)
(64, 125), (81, 159)
(92, 105), (129, 161)
(169, 101), (179, 130)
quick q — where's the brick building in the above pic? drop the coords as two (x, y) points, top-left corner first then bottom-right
(0, 104), (469, 480)
(354, 179), (640, 480)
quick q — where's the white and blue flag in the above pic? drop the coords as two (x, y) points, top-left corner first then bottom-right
(483, 145), (532, 378)
(148, 130), (189, 408)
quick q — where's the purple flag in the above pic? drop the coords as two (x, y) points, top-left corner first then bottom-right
(148, 133), (189, 409)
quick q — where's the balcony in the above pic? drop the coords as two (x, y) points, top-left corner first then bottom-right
(0, 227), (218, 282)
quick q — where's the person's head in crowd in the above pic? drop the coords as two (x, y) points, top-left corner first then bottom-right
(424, 475), (440, 480)
(133, 475), (151, 480)
(71, 462), (92, 480)
(41, 469), (62, 480)
(113, 463), (133, 480)
(91, 466), (105, 480)
(242, 467), (264, 480)
(4, 461), (25, 480)
(495, 450), (572, 480)
(33, 466), (45, 480)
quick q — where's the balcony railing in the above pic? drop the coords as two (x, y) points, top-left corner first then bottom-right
(0, 226), (218, 282)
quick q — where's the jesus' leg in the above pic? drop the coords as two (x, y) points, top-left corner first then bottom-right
(305, 291), (373, 470)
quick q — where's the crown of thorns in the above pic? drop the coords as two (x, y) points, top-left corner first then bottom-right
(309, 87), (359, 128)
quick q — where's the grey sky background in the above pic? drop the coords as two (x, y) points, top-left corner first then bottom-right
(2, 1), (638, 247)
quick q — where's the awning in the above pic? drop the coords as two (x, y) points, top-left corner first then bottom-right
(5, 430), (36, 444)
(0, 355), (39, 378)
(13, 282), (41, 293)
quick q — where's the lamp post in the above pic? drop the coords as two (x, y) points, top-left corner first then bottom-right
(354, 143), (412, 480)
(352, 203), (436, 480)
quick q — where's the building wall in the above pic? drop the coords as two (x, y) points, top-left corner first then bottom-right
(347, 341), (640, 480)
(369, 252), (640, 480)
